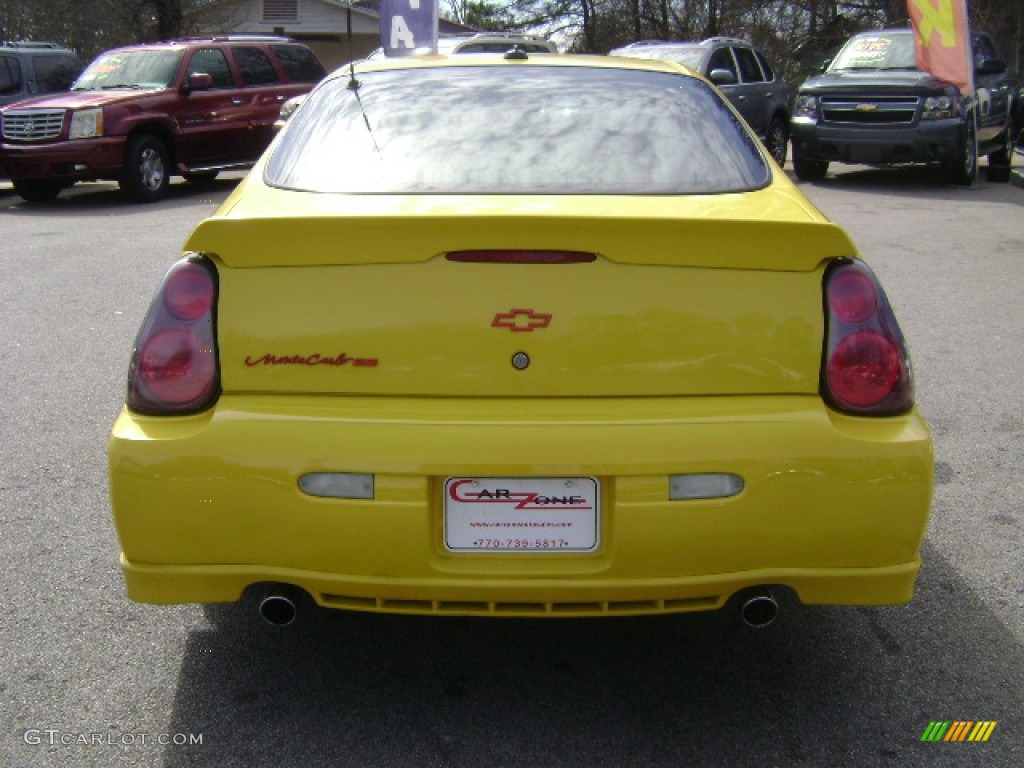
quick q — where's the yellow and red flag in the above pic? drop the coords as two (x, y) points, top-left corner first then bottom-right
(907, 0), (973, 95)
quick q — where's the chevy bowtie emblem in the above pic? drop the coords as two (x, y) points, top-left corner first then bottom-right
(492, 308), (552, 332)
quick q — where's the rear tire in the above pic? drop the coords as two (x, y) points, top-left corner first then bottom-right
(764, 116), (789, 167)
(120, 134), (170, 202)
(985, 125), (1013, 183)
(793, 157), (828, 181)
(946, 116), (977, 186)
(12, 179), (64, 202)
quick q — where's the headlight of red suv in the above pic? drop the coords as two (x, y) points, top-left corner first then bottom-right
(69, 107), (103, 139)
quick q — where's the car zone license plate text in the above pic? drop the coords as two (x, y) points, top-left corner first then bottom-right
(444, 477), (600, 552)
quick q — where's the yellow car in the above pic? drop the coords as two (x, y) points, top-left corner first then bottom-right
(108, 53), (932, 627)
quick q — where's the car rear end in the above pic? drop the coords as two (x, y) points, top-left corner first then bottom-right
(109, 56), (932, 619)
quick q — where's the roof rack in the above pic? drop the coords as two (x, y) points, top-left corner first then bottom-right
(452, 31), (550, 42)
(209, 34), (293, 42)
(701, 36), (749, 45)
(623, 37), (750, 49)
(173, 35), (293, 44)
(1, 40), (64, 49)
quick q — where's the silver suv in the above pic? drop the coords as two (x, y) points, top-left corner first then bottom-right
(611, 37), (792, 166)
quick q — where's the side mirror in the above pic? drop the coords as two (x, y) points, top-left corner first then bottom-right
(975, 57), (1006, 76)
(185, 72), (213, 93)
(708, 68), (737, 86)
(820, 58), (832, 73)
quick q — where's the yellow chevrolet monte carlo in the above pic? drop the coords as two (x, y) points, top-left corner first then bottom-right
(108, 51), (933, 628)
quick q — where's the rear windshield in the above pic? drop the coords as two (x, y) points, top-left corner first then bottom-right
(265, 65), (769, 195)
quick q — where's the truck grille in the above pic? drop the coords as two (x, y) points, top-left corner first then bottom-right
(2, 109), (66, 141)
(820, 96), (918, 125)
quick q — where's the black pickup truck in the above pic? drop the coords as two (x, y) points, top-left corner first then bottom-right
(790, 28), (1017, 184)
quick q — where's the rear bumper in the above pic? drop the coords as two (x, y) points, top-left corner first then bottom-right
(120, 557), (923, 617)
(791, 116), (961, 165)
(109, 394), (933, 617)
(0, 136), (126, 181)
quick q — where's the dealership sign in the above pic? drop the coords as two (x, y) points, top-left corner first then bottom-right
(380, 0), (438, 56)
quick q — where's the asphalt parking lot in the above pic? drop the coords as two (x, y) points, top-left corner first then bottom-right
(1, 163), (1022, 768)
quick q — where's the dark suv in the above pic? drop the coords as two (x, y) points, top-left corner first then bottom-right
(610, 37), (793, 166)
(790, 28), (1017, 184)
(0, 42), (84, 108)
(0, 36), (325, 202)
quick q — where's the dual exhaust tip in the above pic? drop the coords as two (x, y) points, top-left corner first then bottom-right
(256, 585), (779, 628)
(258, 593), (299, 626)
(739, 589), (779, 628)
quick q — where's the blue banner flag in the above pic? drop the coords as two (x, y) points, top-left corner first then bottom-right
(380, 0), (439, 56)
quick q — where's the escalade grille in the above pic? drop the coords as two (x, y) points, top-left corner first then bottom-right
(2, 109), (66, 141)
(820, 96), (918, 125)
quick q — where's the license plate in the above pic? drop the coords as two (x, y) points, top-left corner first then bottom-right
(444, 477), (600, 552)
(850, 145), (883, 163)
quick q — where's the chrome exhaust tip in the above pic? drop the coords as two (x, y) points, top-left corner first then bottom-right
(258, 594), (298, 626)
(740, 591), (778, 628)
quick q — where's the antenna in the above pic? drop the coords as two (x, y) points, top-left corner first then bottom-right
(346, 4), (359, 90)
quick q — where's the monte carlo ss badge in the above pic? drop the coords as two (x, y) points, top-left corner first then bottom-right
(444, 477), (600, 552)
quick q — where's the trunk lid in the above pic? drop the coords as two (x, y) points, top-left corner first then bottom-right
(191, 183), (853, 398)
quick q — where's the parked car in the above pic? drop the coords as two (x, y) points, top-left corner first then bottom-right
(790, 27), (1017, 184)
(0, 41), (83, 108)
(610, 37), (792, 166)
(109, 52), (932, 629)
(0, 36), (325, 202)
(365, 31), (559, 59)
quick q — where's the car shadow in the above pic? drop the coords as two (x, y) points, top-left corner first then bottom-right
(0, 175), (243, 214)
(158, 540), (1023, 767)
(788, 162), (1024, 205)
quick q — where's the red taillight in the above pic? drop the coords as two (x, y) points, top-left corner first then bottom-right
(137, 328), (218, 404)
(827, 331), (902, 406)
(127, 256), (219, 414)
(822, 261), (912, 415)
(827, 268), (877, 323)
(164, 266), (215, 321)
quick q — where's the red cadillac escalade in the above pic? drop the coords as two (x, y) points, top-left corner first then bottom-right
(0, 36), (325, 202)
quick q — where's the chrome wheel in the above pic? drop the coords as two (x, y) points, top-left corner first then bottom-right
(120, 135), (170, 202)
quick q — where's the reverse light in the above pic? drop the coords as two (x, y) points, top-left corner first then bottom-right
(670, 474), (744, 500)
(127, 255), (219, 415)
(69, 107), (103, 139)
(794, 94), (819, 119)
(822, 260), (912, 415)
(299, 473), (375, 499)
